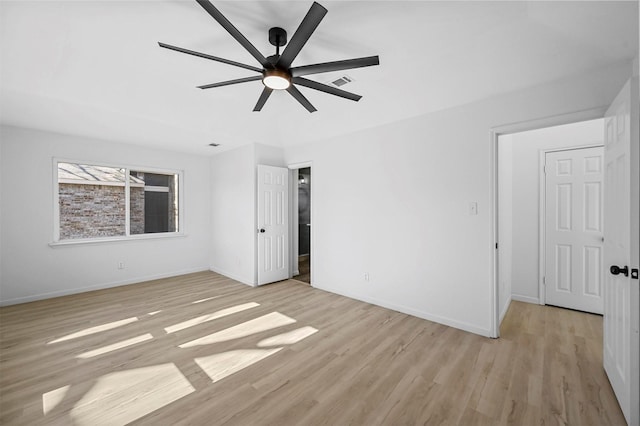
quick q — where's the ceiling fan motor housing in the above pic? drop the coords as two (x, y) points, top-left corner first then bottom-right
(269, 27), (287, 47)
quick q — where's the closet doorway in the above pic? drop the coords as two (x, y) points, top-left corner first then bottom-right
(290, 165), (312, 284)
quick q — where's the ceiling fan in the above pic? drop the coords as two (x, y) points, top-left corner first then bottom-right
(159, 1), (380, 113)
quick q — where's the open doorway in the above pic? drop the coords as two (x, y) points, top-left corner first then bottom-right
(495, 117), (605, 332)
(289, 163), (312, 285)
(296, 167), (311, 284)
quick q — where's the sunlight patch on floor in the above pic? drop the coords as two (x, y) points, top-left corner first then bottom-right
(42, 385), (70, 415)
(195, 348), (283, 383)
(257, 326), (318, 347)
(40, 301), (318, 423)
(178, 312), (296, 348)
(76, 334), (153, 359)
(48, 317), (139, 344)
(164, 302), (260, 334)
(69, 363), (194, 425)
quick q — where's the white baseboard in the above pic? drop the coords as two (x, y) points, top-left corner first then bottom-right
(208, 265), (255, 287)
(314, 284), (492, 338)
(511, 294), (541, 305)
(499, 295), (512, 325)
(0, 267), (210, 306)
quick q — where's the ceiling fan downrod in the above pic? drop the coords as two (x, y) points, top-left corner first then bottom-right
(269, 27), (287, 59)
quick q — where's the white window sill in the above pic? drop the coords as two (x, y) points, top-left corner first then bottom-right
(49, 232), (187, 247)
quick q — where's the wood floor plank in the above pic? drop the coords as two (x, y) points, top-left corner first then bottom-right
(0, 273), (627, 425)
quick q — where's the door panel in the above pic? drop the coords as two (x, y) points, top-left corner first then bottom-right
(257, 165), (289, 286)
(545, 146), (604, 314)
(584, 181), (601, 232)
(583, 246), (601, 296)
(603, 78), (639, 426)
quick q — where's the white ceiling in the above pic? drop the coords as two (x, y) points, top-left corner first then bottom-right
(1, 1), (638, 155)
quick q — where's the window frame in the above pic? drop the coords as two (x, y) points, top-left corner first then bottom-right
(51, 158), (185, 246)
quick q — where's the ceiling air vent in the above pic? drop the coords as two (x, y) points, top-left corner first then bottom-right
(331, 75), (353, 87)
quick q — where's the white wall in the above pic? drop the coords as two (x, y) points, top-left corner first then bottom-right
(283, 61), (631, 337)
(507, 119), (604, 303)
(498, 135), (514, 323)
(254, 143), (286, 168)
(209, 144), (255, 285)
(209, 143), (284, 286)
(0, 135), (3, 298)
(0, 125), (211, 305)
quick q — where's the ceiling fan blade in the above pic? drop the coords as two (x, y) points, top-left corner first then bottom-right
(291, 56), (380, 78)
(158, 42), (263, 73)
(286, 85), (317, 113)
(253, 88), (273, 111)
(197, 75), (262, 89)
(276, 2), (327, 69)
(195, 0), (270, 68)
(292, 77), (361, 101)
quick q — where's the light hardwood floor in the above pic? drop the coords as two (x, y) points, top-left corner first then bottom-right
(0, 271), (626, 425)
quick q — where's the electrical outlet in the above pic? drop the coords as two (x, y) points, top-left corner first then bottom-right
(118, 261), (125, 270)
(364, 273), (370, 282)
(469, 202), (478, 215)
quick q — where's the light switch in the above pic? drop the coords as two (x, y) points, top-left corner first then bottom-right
(469, 202), (478, 215)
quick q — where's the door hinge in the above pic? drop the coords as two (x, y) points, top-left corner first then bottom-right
(543, 276), (546, 285)
(495, 243), (498, 249)
(543, 165), (546, 174)
(632, 268), (639, 280)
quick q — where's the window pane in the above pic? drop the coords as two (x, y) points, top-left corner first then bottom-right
(129, 171), (178, 235)
(58, 163), (126, 239)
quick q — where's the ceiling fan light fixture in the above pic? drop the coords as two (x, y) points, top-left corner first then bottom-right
(263, 69), (291, 90)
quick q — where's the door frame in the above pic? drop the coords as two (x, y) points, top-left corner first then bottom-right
(490, 107), (607, 338)
(288, 161), (313, 286)
(538, 145), (604, 308)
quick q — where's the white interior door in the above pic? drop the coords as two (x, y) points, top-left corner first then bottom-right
(544, 146), (604, 314)
(603, 78), (639, 426)
(257, 165), (289, 286)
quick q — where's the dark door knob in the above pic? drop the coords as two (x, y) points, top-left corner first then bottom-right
(259, 228), (265, 233)
(610, 265), (629, 276)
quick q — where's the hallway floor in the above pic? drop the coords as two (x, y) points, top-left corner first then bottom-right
(295, 255), (310, 284)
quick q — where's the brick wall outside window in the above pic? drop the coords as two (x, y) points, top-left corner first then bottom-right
(59, 183), (145, 239)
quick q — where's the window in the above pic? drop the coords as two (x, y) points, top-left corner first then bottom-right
(55, 162), (180, 241)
